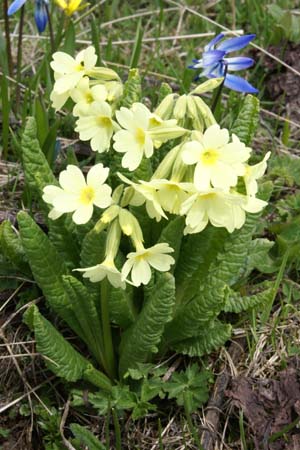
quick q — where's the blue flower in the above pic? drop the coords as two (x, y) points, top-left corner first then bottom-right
(189, 33), (258, 94)
(8, 0), (49, 33)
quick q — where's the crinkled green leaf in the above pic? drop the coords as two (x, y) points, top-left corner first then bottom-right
(175, 225), (228, 304)
(17, 211), (83, 337)
(121, 68), (141, 108)
(246, 238), (277, 274)
(109, 285), (136, 329)
(119, 272), (176, 377)
(172, 321), (232, 357)
(224, 285), (273, 313)
(21, 117), (57, 193)
(164, 276), (226, 342)
(62, 275), (104, 366)
(231, 94), (260, 145)
(0, 220), (29, 274)
(70, 424), (105, 450)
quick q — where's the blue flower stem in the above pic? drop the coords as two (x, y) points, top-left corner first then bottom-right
(15, 4), (25, 114)
(211, 64), (228, 115)
(3, 0), (13, 77)
(45, 3), (54, 53)
(100, 278), (117, 380)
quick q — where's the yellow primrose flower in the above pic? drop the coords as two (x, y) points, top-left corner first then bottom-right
(118, 173), (167, 222)
(42, 164), (112, 224)
(244, 151), (271, 197)
(113, 103), (186, 171)
(182, 125), (251, 191)
(181, 187), (247, 234)
(75, 101), (119, 153)
(148, 179), (190, 215)
(76, 258), (125, 288)
(71, 77), (108, 116)
(55, 0), (88, 16)
(121, 243), (175, 287)
(51, 46), (98, 94)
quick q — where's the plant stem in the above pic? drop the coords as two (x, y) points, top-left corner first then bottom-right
(100, 278), (116, 380)
(15, 4), (25, 114)
(3, 0), (13, 77)
(211, 64), (228, 114)
(45, 3), (54, 53)
(183, 392), (204, 450)
(112, 408), (121, 450)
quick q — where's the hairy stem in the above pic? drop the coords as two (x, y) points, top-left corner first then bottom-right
(100, 278), (116, 380)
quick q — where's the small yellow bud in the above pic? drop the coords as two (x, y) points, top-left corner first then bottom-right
(154, 93), (176, 119)
(190, 78), (224, 95)
(173, 95), (187, 121)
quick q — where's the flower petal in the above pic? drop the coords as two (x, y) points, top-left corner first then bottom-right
(8, 0), (26, 15)
(223, 74), (258, 93)
(87, 163), (109, 187)
(72, 204), (93, 224)
(224, 56), (255, 71)
(204, 33), (224, 51)
(218, 34), (256, 52)
(59, 165), (86, 193)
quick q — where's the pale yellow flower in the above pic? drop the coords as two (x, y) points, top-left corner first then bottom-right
(71, 77), (108, 116)
(76, 258), (125, 289)
(182, 125), (251, 190)
(75, 101), (119, 152)
(244, 151), (271, 196)
(113, 103), (186, 171)
(121, 243), (175, 287)
(51, 46), (97, 94)
(42, 164), (112, 224)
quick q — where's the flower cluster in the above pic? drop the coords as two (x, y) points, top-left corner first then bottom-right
(43, 46), (270, 290)
(189, 33), (258, 94)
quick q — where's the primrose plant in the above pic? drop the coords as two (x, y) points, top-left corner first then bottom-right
(4, 43), (272, 400)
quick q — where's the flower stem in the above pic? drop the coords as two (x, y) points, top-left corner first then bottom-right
(211, 65), (228, 114)
(3, 0), (13, 77)
(45, 3), (54, 53)
(100, 278), (116, 380)
(15, 4), (25, 114)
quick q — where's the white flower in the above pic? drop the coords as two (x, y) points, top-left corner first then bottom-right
(181, 188), (248, 234)
(182, 125), (251, 190)
(50, 46), (98, 94)
(71, 77), (108, 116)
(42, 164), (112, 224)
(113, 103), (186, 171)
(75, 101), (119, 152)
(244, 151), (271, 196)
(121, 243), (175, 287)
(75, 258), (125, 289)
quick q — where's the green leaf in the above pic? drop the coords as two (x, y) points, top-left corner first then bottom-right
(120, 69), (141, 108)
(119, 272), (176, 377)
(164, 276), (226, 342)
(0, 220), (29, 274)
(164, 364), (211, 413)
(70, 424), (105, 450)
(172, 321), (232, 357)
(129, 20), (144, 69)
(246, 238), (277, 274)
(109, 285), (136, 329)
(158, 216), (185, 271)
(157, 82), (173, 104)
(48, 217), (80, 269)
(21, 117), (57, 193)
(224, 285), (273, 313)
(28, 305), (112, 391)
(62, 275), (104, 366)
(231, 94), (260, 145)
(269, 154), (300, 187)
(17, 211), (83, 336)
(80, 229), (106, 267)
(175, 225), (228, 304)
(62, 20), (75, 54)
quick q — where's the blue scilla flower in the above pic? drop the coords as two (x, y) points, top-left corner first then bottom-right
(190, 33), (258, 94)
(8, 0), (49, 33)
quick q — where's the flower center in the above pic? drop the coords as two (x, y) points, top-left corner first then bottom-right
(79, 186), (95, 205)
(135, 127), (146, 146)
(97, 116), (112, 128)
(201, 193), (216, 200)
(76, 61), (85, 71)
(201, 149), (219, 165)
(86, 92), (94, 103)
(149, 117), (162, 128)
